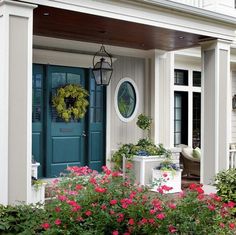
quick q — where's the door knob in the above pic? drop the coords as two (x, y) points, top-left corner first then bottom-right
(82, 131), (86, 137)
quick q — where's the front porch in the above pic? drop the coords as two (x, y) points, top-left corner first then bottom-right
(0, 0), (236, 205)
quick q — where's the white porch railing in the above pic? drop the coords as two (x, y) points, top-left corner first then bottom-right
(229, 149), (236, 168)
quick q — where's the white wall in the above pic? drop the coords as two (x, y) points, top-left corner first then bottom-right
(110, 56), (145, 151)
(231, 71), (236, 142)
(170, 0), (236, 16)
(171, 0), (202, 7)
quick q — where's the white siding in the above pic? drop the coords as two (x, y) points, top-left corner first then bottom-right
(110, 56), (145, 151)
(171, 0), (202, 7)
(231, 71), (236, 142)
(169, 0), (236, 16)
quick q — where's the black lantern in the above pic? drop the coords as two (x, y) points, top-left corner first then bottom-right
(233, 95), (236, 110)
(92, 45), (113, 86)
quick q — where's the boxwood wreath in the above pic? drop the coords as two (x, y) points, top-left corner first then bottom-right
(52, 84), (89, 122)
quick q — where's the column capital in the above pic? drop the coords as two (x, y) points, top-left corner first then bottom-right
(200, 39), (232, 50)
(0, 0), (37, 9)
(147, 49), (167, 58)
(0, 0), (37, 17)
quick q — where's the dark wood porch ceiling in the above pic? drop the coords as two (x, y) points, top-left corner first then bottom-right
(33, 5), (214, 51)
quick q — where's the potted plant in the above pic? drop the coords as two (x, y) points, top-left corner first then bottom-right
(32, 162), (40, 179)
(112, 114), (180, 185)
(31, 176), (46, 204)
(152, 159), (182, 193)
(136, 113), (152, 138)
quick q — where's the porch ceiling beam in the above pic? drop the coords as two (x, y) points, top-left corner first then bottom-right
(16, 0), (236, 42)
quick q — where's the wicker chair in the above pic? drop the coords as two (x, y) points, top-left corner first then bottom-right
(180, 147), (200, 178)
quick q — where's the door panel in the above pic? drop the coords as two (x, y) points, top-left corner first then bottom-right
(52, 137), (82, 163)
(88, 71), (106, 171)
(46, 66), (86, 177)
(32, 64), (44, 177)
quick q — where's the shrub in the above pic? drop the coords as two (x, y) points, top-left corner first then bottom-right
(214, 168), (236, 213)
(1, 166), (235, 234)
(40, 166), (235, 234)
(0, 204), (46, 234)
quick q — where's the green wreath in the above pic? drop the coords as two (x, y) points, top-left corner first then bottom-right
(52, 84), (89, 122)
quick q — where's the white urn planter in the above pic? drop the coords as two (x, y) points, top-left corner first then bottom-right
(123, 150), (180, 186)
(31, 161), (45, 204)
(152, 169), (182, 194)
(31, 183), (46, 204)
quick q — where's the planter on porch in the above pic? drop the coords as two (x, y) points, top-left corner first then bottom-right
(31, 182), (46, 204)
(124, 150), (180, 185)
(152, 169), (182, 194)
(32, 162), (40, 179)
(31, 161), (45, 204)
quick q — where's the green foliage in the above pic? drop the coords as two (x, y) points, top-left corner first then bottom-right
(0, 167), (235, 234)
(52, 84), (89, 122)
(111, 139), (171, 170)
(214, 168), (236, 205)
(0, 204), (46, 234)
(32, 178), (46, 191)
(111, 144), (135, 170)
(136, 114), (152, 131)
(38, 167), (236, 234)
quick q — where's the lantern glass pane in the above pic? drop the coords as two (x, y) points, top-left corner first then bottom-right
(92, 69), (102, 85)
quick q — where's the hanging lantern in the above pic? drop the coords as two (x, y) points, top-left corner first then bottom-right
(92, 45), (113, 86)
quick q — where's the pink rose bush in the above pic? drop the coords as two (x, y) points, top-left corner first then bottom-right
(39, 165), (236, 234)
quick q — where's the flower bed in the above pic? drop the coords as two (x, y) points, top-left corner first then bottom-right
(40, 166), (235, 234)
(0, 165), (235, 234)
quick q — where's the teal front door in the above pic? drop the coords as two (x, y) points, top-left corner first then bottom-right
(32, 64), (106, 178)
(46, 66), (86, 177)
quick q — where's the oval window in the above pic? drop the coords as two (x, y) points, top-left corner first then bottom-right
(114, 78), (139, 122)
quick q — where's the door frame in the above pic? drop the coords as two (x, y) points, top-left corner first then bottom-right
(32, 63), (106, 177)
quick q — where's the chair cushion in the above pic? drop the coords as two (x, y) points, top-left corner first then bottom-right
(182, 147), (193, 157)
(193, 147), (201, 159)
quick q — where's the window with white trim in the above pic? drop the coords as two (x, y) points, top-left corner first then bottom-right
(114, 78), (139, 122)
(174, 69), (201, 147)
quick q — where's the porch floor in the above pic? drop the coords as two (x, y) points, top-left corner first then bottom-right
(181, 176), (200, 189)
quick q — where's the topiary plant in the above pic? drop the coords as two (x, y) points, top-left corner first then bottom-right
(136, 114), (152, 131)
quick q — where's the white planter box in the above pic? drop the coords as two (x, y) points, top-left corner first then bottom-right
(32, 162), (40, 179)
(152, 169), (182, 194)
(31, 183), (46, 204)
(124, 154), (180, 185)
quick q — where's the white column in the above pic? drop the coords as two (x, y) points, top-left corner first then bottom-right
(150, 50), (174, 148)
(201, 40), (231, 185)
(0, 0), (36, 205)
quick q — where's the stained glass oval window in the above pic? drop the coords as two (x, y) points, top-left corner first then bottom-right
(117, 81), (136, 118)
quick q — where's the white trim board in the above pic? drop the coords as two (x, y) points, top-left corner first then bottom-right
(20, 0), (236, 41)
(33, 48), (117, 68)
